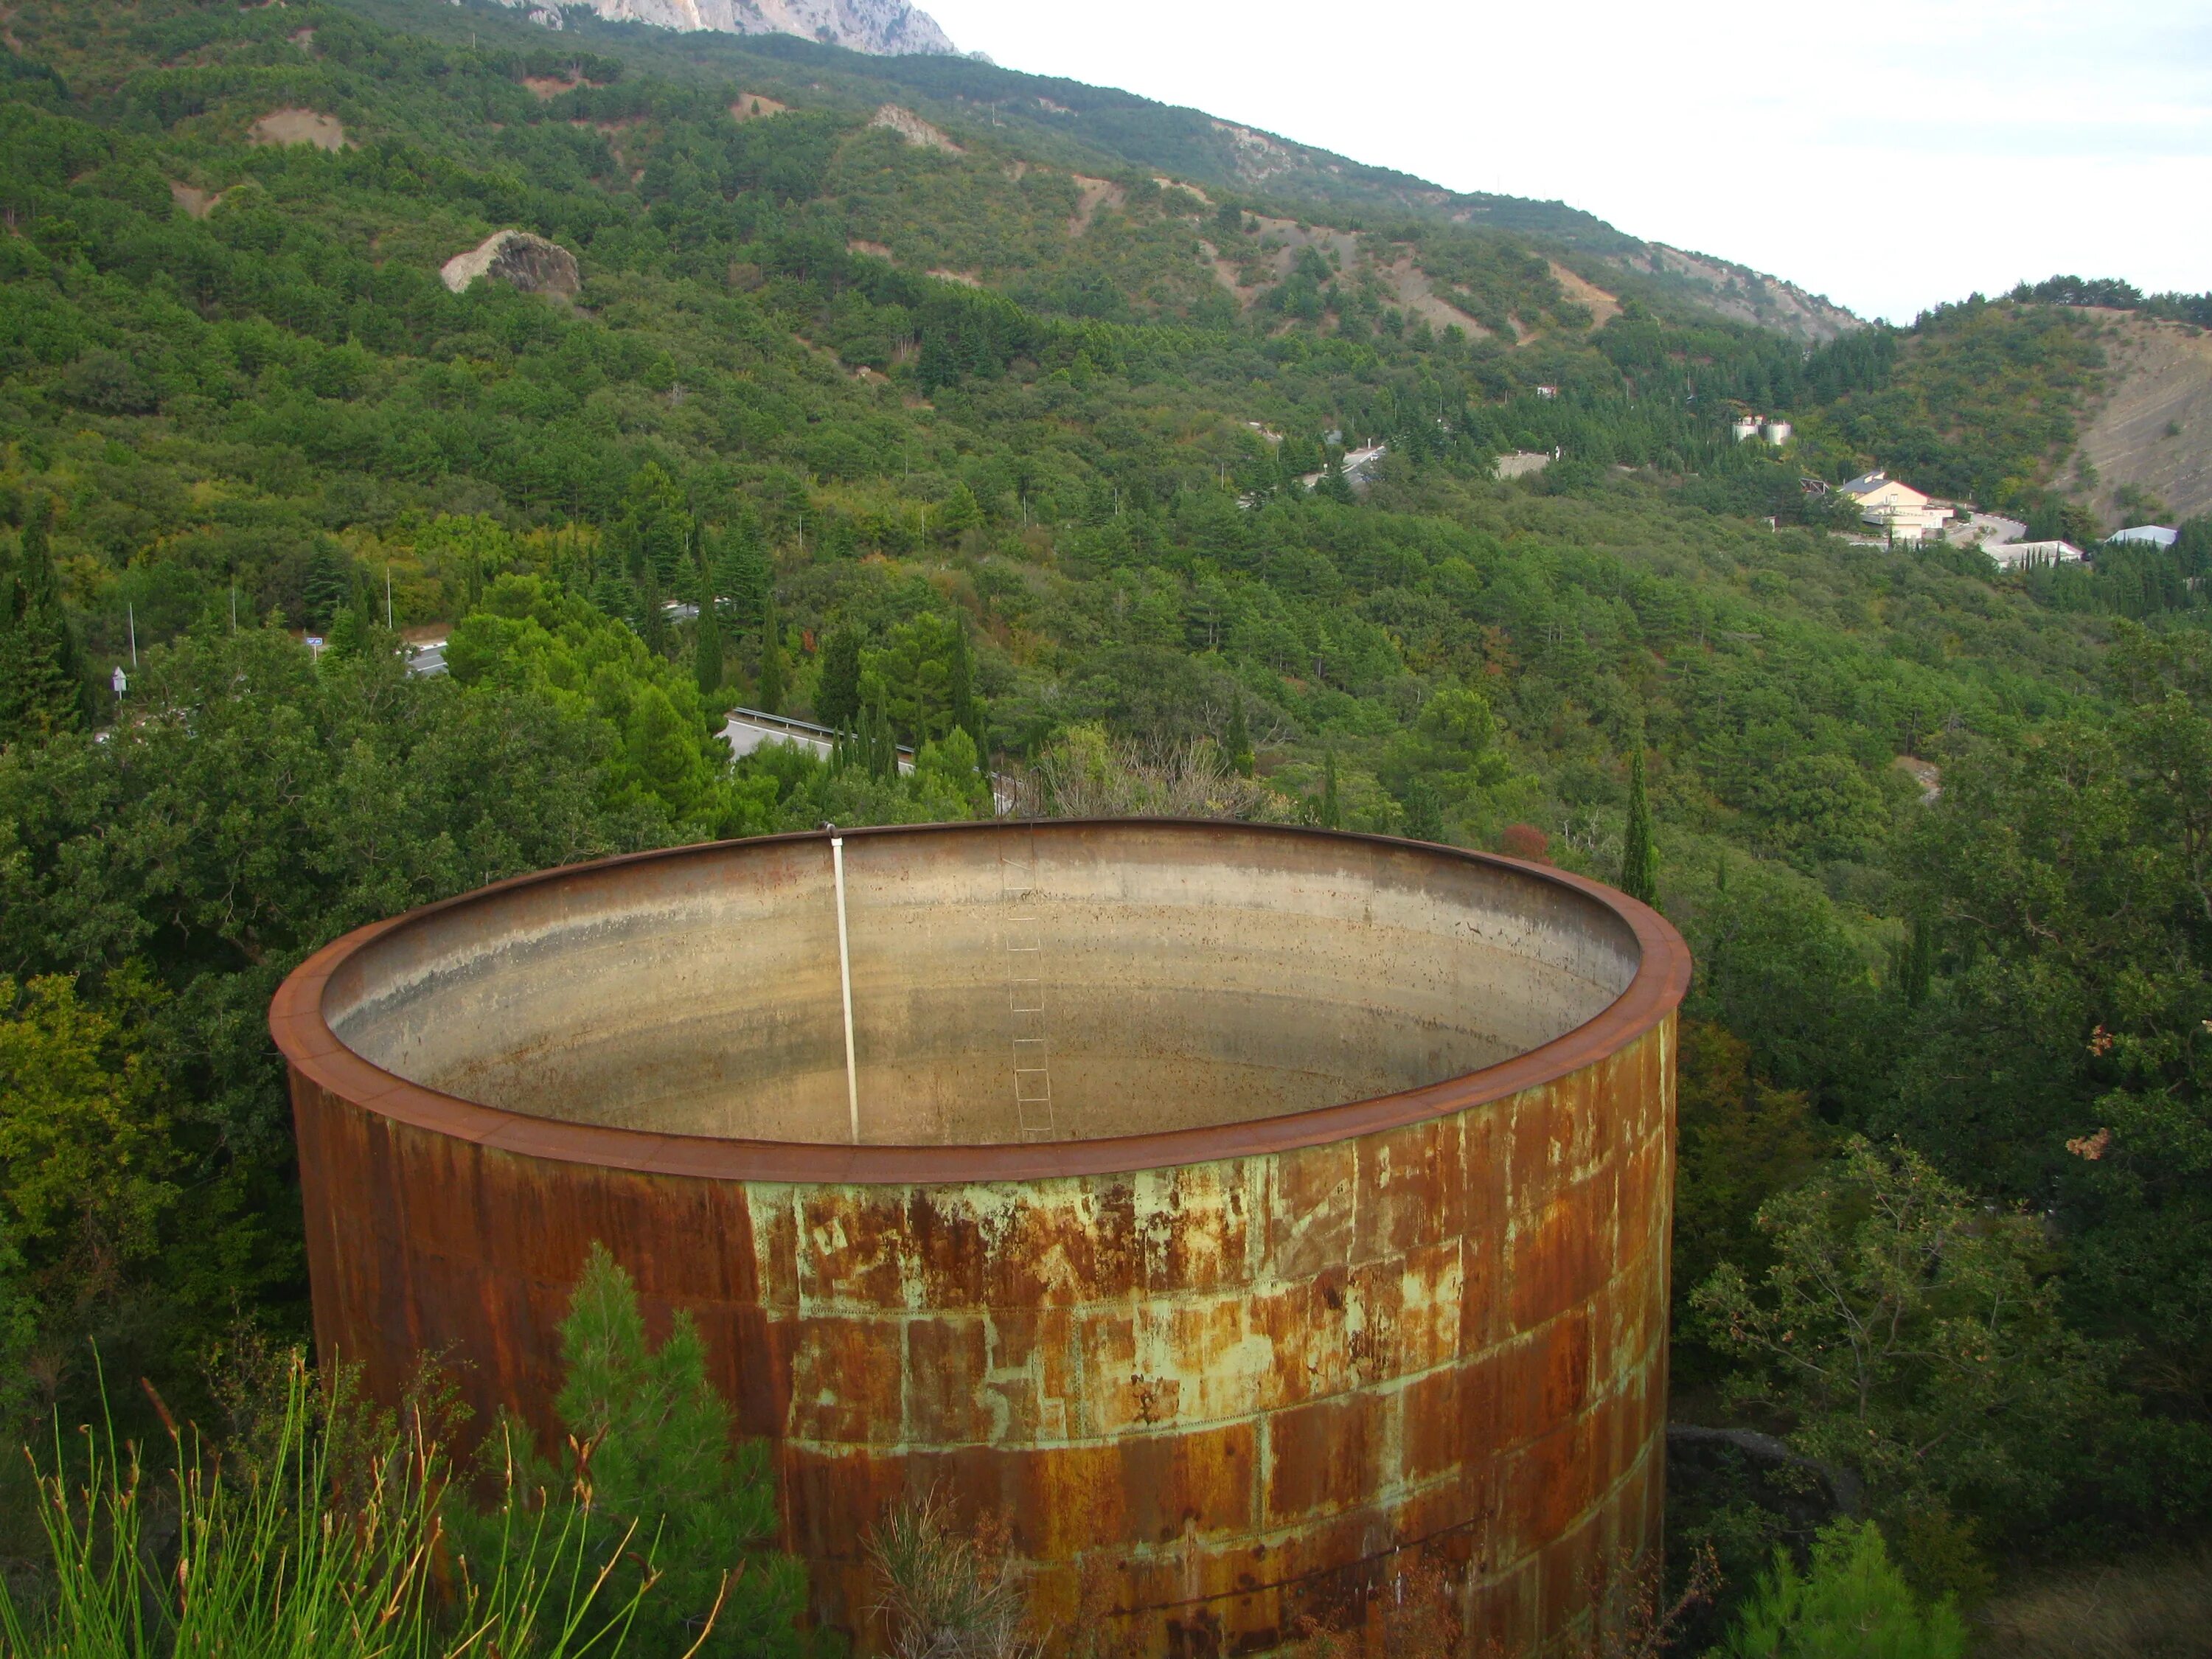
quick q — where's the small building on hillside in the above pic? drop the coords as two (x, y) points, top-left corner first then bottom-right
(2107, 524), (2178, 549)
(1299, 442), (1389, 493)
(1986, 539), (2086, 570)
(1839, 470), (1950, 541)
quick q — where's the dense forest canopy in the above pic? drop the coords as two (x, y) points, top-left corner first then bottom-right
(1, 0), (2210, 1649)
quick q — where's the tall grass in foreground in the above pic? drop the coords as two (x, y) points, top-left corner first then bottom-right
(0, 1354), (654, 1659)
(1980, 1547), (2212, 1658)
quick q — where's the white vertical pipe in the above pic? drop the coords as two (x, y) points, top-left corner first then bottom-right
(831, 836), (859, 1144)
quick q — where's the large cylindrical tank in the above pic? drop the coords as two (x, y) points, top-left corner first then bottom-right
(271, 821), (1688, 1655)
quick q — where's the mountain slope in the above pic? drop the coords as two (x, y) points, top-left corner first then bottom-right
(431, 0), (1858, 342)
(501, 0), (960, 56)
(2075, 312), (2212, 526)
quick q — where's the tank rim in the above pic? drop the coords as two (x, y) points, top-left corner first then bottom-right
(268, 819), (1691, 1183)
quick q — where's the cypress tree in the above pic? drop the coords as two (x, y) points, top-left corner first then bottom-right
(863, 696), (896, 781)
(694, 602), (724, 700)
(1621, 748), (1660, 907)
(0, 500), (88, 742)
(1401, 775), (1443, 842)
(756, 591), (785, 714)
(815, 626), (861, 730)
(640, 557), (669, 658)
(692, 526), (724, 700)
(946, 621), (986, 762)
(1321, 749), (1341, 829)
(1901, 913), (1935, 1008)
(1225, 695), (1253, 777)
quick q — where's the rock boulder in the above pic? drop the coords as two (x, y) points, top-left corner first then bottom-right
(439, 231), (580, 299)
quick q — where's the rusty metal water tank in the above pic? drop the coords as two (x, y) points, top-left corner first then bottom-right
(271, 821), (1688, 1655)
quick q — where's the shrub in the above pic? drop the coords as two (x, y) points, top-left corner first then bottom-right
(1722, 1520), (1966, 1659)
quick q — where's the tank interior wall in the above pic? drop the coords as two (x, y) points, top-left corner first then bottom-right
(288, 1015), (1674, 1655)
(321, 827), (1640, 1147)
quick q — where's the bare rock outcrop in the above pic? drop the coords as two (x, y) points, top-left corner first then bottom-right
(869, 104), (961, 152)
(491, 0), (958, 55)
(440, 231), (580, 299)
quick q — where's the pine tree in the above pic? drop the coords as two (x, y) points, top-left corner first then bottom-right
(512, 1245), (805, 1658)
(755, 591), (785, 714)
(815, 626), (862, 731)
(1224, 695), (1253, 777)
(1621, 747), (1660, 907)
(0, 501), (88, 742)
(710, 518), (769, 630)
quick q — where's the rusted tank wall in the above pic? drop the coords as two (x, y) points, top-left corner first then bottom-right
(273, 824), (1688, 1655)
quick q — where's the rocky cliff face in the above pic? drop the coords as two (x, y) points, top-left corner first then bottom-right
(500, 0), (958, 55)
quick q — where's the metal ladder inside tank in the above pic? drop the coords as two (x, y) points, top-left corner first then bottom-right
(1001, 830), (1056, 1142)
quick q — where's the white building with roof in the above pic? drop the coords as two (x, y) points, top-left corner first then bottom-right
(1986, 539), (2085, 570)
(2107, 524), (2178, 549)
(1837, 470), (1951, 541)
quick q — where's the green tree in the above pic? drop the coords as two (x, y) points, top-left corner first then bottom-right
(1621, 746), (1659, 905)
(815, 626), (862, 731)
(1670, 1020), (1827, 1364)
(326, 604), (371, 661)
(937, 480), (982, 543)
(1693, 1137), (2118, 1528)
(640, 558), (670, 659)
(1399, 775), (1443, 841)
(755, 593), (785, 714)
(1224, 695), (1253, 779)
(946, 618), (985, 759)
(501, 1244), (804, 1659)
(1749, 751), (1888, 866)
(1722, 1520), (1966, 1659)
(0, 501), (88, 744)
(695, 604), (725, 701)
(622, 463), (695, 589)
(0, 973), (175, 1426)
(1320, 749), (1341, 829)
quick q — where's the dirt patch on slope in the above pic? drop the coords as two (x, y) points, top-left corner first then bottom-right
(730, 93), (789, 122)
(1379, 254), (1495, 339)
(524, 76), (578, 99)
(1068, 175), (1124, 236)
(2076, 315), (2212, 526)
(169, 182), (223, 219)
(249, 108), (347, 151)
(1549, 262), (1621, 328)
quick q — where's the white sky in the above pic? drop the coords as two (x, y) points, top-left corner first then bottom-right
(919, 0), (2211, 324)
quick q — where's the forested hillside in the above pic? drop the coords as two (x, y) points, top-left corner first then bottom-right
(1, 0), (2211, 1651)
